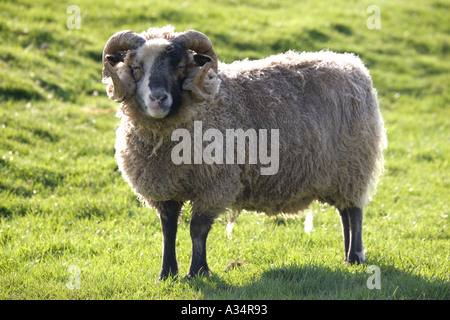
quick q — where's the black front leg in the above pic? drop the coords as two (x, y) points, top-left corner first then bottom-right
(155, 200), (182, 281)
(187, 214), (214, 278)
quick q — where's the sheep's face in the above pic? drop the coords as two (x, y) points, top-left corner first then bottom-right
(130, 39), (188, 119)
(103, 29), (218, 118)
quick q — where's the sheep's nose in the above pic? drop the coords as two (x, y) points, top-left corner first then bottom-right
(150, 94), (168, 102)
(150, 89), (168, 103)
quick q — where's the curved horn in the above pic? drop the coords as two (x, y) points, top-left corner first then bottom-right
(102, 30), (146, 80)
(173, 30), (218, 72)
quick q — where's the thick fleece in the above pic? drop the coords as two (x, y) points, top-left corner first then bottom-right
(113, 44), (386, 218)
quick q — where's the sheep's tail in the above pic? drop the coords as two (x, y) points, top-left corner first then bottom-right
(226, 210), (241, 239)
(363, 88), (388, 205)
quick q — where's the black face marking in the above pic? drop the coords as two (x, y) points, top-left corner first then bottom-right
(168, 43), (186, 69)
(148, 43), (187, 89)
(149, 56), (170, 92)
(144, 42), (189, 117)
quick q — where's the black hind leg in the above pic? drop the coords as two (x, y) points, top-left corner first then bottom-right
(339, 207), (365, 264)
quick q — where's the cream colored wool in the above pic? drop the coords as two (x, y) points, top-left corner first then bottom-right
(110, 27), (387, 219)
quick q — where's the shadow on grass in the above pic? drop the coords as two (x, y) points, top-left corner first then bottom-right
(185, 263), (449, 300)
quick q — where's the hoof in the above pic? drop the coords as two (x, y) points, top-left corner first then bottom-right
(157, 269), (179, 282)
(186, 267), (211, 279)
(345, 251), (366, 265)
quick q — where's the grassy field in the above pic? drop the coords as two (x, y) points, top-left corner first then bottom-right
(0, 0), (449, 300)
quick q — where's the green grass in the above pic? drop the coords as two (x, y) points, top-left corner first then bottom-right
(0, 0), (449, 299)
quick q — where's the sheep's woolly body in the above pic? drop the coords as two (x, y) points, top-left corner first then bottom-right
(113, 28), (386, 218)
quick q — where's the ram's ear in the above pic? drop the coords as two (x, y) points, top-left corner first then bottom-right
(193, 54), (212, 67)
(106, 53), (126, 64)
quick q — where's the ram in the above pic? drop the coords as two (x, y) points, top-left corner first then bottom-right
(102, 25), (386, 280)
